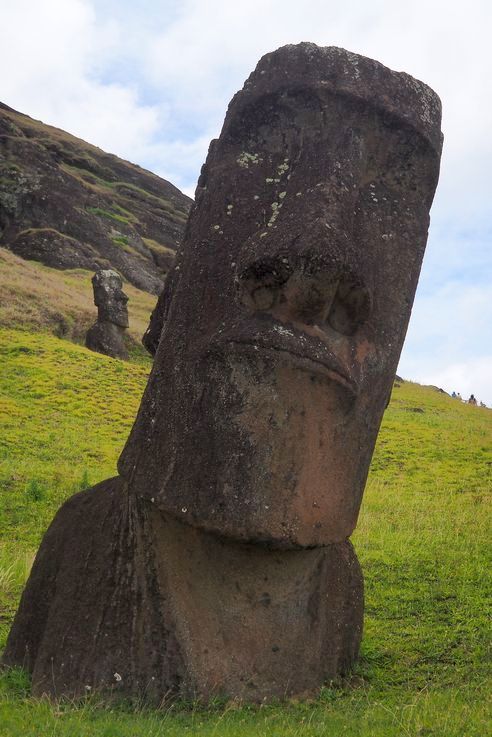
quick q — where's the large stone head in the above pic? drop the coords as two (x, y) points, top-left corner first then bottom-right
(92, 269), (129, 328)
(120, 44), (442, 547)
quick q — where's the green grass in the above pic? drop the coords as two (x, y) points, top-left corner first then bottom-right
(111, 235), (129, 246)
(60, 162), (116, 189)
(15, 227), (80, 244)
(142, 236), (176, 255)
(112, 182), (189, 221)
(86, 206), (131, 225)
(0, 330), (149, 549)
(110, 235), (138, 257)
(0, 684), (488, 736)
(0, 328), (490, 735)
(61, 163), (187, 223)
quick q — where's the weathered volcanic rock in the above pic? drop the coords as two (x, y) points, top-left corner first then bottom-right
(142, 268), (178, 355)
(0, 102), (192, 294)
(4, 477), (363, 701)
(86, 269), (129, 359)
(3, 44), (442, 703)
(122, 43), (443, 547)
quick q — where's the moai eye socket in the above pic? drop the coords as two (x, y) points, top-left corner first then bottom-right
(327, 280), (372, 335)
(237, 257), (292, 313)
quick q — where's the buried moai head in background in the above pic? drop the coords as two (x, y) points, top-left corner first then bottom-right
(85, 268), (129, 359)
(92, 268), (129, 328)
(121, 43), (443, 547)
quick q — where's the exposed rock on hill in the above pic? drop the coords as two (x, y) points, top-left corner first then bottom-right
(0, 102), (192, 294)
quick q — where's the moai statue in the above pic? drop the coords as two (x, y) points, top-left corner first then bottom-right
(85, 269), (129, 359)
(3, 44), (442, 702)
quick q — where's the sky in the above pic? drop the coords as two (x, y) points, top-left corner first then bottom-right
(1, 0), (491, 404)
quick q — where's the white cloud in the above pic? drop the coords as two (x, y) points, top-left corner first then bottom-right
(141, 0), (492, 211)
(399, 281), (492, 404)
(0, 0), (490, 401)
(3, 0), (491, 207)
(0, 0), (160, 165)
(144, 133), (214, 196)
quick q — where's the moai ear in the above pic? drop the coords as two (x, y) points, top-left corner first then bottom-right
(142, 266), (180, 356)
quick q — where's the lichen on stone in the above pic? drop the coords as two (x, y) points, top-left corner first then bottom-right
(277, 160), (290, 175)
(237, 152), (262, 169)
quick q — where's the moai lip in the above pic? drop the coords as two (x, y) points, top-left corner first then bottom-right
(120, 43), (442, 548)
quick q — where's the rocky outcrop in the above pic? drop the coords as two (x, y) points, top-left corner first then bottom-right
(85, 269), (129, 359)
(0, 102), (192, 294)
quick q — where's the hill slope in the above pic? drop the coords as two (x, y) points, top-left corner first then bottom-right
(0, 327), (490, 735)
(0, 247), (156, 356)
(0, 102), (192, 294)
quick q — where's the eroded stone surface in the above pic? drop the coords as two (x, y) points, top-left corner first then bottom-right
(3, 43), (442, 703)
(85, 269), (129, 359)
(3, 478), (362, 701)
(121, 43), (442, 548)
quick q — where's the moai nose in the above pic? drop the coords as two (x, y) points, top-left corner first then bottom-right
(325, 278), (372, 336)
(277, 270), (340, 326)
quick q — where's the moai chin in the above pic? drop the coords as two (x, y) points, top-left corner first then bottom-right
(3, 44), (442, 703)
(85, 269), (129, 359)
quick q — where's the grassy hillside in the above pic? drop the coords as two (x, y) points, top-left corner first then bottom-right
(0, 247), (156, 359)
(0, 327), (490, 736)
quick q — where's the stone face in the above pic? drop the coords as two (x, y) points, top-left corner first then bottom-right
(121, 43), (442, 548)
(85, 269), (129, 359)
(3, 44), (442, 703)
(92, 269), (130, 328)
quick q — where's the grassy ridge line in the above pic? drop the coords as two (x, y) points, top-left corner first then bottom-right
(0, 327), (490, 735)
